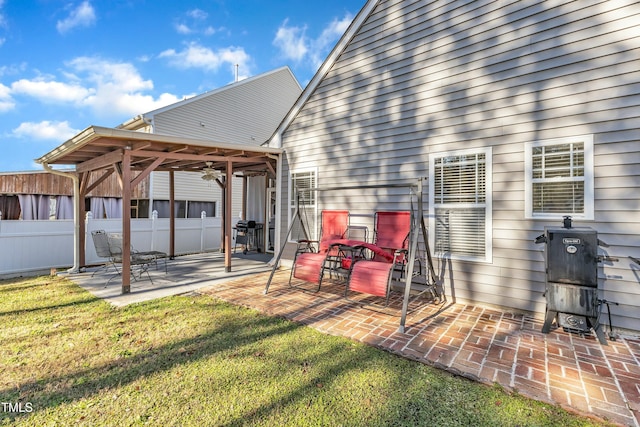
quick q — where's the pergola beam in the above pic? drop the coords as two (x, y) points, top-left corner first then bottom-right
(77, 150), (124, 173)
(128, 149), (267, 165)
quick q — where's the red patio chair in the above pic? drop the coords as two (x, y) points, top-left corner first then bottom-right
(289, 210), (349, 291)
(345, 211), (411, 304)
(372, 211), (411, 261)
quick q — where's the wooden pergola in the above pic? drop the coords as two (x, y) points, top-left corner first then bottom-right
(36, 126), (281, 293)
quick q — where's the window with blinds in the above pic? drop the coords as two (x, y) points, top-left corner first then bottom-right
(430, 149), (491, 261)
(289, 169), (317, 241)
(525, 135), (594, 220)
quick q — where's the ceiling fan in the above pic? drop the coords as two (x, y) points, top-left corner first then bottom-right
(201, 162), (220, 181)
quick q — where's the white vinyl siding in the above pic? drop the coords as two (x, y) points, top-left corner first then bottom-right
(288, 169), (317, 242)
(525, 135), (594, 220)
(430, 148), (492, 262)
(150, 172), (242, 219)
(151, 67), (301, 145)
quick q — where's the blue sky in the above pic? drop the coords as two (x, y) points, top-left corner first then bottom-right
(0, 0), (364, 171)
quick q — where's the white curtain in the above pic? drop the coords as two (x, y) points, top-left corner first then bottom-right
(103, 198), (123, 219)
(17, 195), (50, 220)
(246, 175), (266, 223)
(90, 197), (123, 219)
(55, 196), (74, 220)
(90, 198), (105, 219)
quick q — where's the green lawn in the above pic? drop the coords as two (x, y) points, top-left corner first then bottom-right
(0, 275), (613, 426)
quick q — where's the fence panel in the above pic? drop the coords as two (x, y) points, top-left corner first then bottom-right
(0, 220), (74, 275)
(0, 216), (222, 276)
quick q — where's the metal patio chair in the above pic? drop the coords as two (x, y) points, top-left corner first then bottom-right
(91, 230), (119, 277)
(106, 233), (156, 283)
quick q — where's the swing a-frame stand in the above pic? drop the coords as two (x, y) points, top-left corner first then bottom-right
(264, 177), (440, 333)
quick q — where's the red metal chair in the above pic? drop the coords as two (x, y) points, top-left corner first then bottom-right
(371, 211), (411, 261)
(346, 211), (411, 304)
(289, 210), (349, 291)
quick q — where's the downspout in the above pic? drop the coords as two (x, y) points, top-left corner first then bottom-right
(41, 163), (81, 273)
(268, 152), (282, 267)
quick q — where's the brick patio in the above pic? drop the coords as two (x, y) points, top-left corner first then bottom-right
(200, 268), (640, 427)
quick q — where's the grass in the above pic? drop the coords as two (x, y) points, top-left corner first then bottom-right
(0, 275), (614, 426)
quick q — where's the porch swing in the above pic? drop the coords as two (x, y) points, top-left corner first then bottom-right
(265, 177), (441, 333)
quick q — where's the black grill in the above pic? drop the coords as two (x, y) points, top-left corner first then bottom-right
(234, 220), (263, 254)
(535, 217), (607, 344)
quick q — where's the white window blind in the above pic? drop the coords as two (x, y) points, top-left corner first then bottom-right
(431, 150), (490, 261)
(290, 170), (316, 208)
(289, 170), (317, 241)
(532, 143), (584, 214)
(525, 135), (593, 219)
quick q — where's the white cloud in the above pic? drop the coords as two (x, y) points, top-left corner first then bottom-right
(83, 89), (182, 118)
(12, 121), (79, 141)
(273, 19), (308, 62)
(159, 42), (251, 77)
(66, 57), (181, 116)
(174, 8), (216, 36)
(274, 13), (354, 69)
(9, 57), (183, 119)
(175, 23), (192, 35)
(56, 1), (96, 34)
(67, 57), (153, 93)
(0, 62), (27, 77)
(11, 78), (93, 103)
(0, 82), (14, 112)
(187, 9), (207, 20)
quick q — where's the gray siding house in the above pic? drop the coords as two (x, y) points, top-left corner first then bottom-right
(117, 66), (301, 224)
(268, 1), (640, 332)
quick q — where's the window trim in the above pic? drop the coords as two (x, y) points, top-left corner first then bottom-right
(429, 147), (493, 263)
(288, 167), (317, 243)
(524, 134), (594, 220)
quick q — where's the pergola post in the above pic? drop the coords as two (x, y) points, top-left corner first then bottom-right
(121, 149), (132, 294)
(224, 160), (233, 272)
(169, 170), (175, 259)
(78, 174), (87, 269)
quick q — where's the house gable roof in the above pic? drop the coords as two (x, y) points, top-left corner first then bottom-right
(120, 66), (302, 146)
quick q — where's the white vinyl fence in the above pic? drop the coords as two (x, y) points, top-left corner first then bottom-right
(0, 215), (222, 277)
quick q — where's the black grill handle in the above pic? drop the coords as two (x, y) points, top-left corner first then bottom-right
(534, 234), (546, 244)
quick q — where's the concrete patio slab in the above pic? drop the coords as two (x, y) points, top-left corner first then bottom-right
(68, 251), (273, 306)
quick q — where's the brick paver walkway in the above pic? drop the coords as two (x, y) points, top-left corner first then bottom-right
(200, 269), (640, 427)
